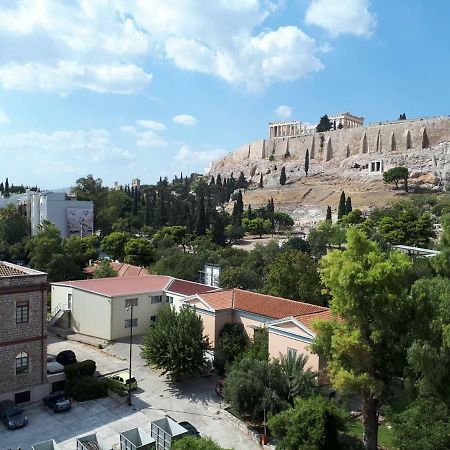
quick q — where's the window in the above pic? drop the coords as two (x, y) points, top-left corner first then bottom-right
(16, 352), (29, 374)
(151, 295), (163, 304)
(150, 315), (157, 324)
(67, 293), (72, 309)
(125, 298), (138, 308)
(166, 296), (173, 304)
(124, 318), (138, 328)
(15, 391), (30, 404)
(16, 301), (29, 324)
(287, 348), (297, 359)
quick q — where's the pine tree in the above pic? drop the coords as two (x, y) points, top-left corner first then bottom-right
(211, 212), (226, 246)
(216, 174), (222, 187)
(4, 178), (10, 198)
(259, 173), (263, 188)
(247, 204), (254, 220)
(196, 193), (207, 235)
(346, 196), (352, 214)
(337, 191), (346, 219)
(316, 115), (333, 132)
(237, 171), (247, 189)
(304, 149), (310, 176)
(0, 182), (4, 194)
(280, 167), (287, 186)
(326, 205), (332, 222)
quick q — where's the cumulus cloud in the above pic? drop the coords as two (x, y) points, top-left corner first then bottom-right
(0, 108), (10, 125)
(136, 130), (168, 148)
(275, 105), (293, 118)
(0, 0), (326, 93)
(172, 114), (198, 126)
(135, 119), (166, 131)
(174, 145), (227, 164)
(305, 0), (376, 37)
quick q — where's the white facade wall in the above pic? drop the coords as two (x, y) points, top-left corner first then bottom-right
(110, 291), (171, 340)
(50, 285), (73, 313)
(164, 291), (189, 312)
(30, 192), (93, 237)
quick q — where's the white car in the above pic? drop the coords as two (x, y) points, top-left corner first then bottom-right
(47, 361), (65, 374)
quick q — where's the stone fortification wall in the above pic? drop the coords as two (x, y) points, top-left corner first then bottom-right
(211, 116), (450, 173)
(208, 116), (450, 190)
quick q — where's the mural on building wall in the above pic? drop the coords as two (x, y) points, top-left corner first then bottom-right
(67, 208), (93, 236)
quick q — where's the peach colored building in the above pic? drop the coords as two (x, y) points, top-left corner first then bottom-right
(183, 289), (332, 372)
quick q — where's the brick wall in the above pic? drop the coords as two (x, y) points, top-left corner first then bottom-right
(0, 273), (47, 397)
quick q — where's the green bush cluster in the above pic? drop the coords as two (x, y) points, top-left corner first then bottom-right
(64, 359), (96, 379)
(105, 377), (127, 396)
(65, 376), (107, 401)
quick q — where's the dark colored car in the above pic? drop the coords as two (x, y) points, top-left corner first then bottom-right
(179, 421), (200, 437)
(43, 393), (72, 413)
(0, 400), (28, 430)
(56, 350), (77, 366)
(215, 377), (224, 397)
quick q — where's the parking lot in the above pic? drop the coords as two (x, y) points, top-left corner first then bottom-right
(0, 334), (260, 450)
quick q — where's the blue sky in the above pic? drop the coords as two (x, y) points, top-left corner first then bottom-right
(0, 0), (449, 189)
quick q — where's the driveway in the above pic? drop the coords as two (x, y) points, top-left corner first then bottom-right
(0, 334), (260, 450)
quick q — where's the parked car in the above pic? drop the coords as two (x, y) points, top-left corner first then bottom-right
(43, 393), (72, 413)
(47, 361), (65, 374)
(0, 400), (28, 430)
(56, 350), (77, 366)
(215, 377), (224, 397)
(107, 371), (138, 390)
(179, 421), (200, 437)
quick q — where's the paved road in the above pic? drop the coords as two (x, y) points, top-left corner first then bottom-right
(0, 334), (260, 450)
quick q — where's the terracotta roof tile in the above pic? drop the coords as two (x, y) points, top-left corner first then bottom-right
(0, 262), (27, 277)
(295, 310), (334, 330)
(83, 262), (150, 277)
(53, 275), (171, 297)
(233, 289), (327, 319)
(167, 279), (218, 296)
(198, 290), (233, 310)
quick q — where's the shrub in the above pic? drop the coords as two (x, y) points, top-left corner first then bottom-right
(65, 376), (107, 401)
(106, 377), (127, 396)
(64, 360), (96, 379)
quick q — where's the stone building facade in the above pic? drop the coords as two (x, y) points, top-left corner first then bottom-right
(0, 262), (48, 403)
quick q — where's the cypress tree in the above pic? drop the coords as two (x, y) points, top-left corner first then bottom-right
(247, 204), (254, 220)
(236, 190), (244, 217)
(144, 194), (151, 226)
(259, 173), (263, 188)
(346, 196), (352, 214)
(237, 171), (247, 189)
(196, 193), (207, 235)
(337, 191), (346, 219)
(132, 187), (138, 216)
(326, 205), (332, 222)
(210, 176), (215, 186)
(211, 212), (226, 246)
(216, 174), (222, 187)
(279, 167), (287, 186)
(4, 178), (10, 197)
(304, 148), (310, 176)
(0, 182), (4, 194)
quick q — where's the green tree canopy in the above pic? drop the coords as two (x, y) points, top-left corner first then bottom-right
(268, 395), (349, 450)
(218, 266), (262, 291)
(141, 305), (210, 379)
(172, 436), (231, 450)
(100, 231), (131, 261)
(242, 217), (272, 238)
(0, 204), (28, 244)
(280, 166), (287, 186)
(337, 191), (347, 219)
(316, 114), (332, 132)
(264, 250), (326, 305)
(218, 323), (247, 363)
(124, 237), (155, 266)
(312, 229), (413, 450)
(383, 166), (409, 191)
(93, 260), (118, 278)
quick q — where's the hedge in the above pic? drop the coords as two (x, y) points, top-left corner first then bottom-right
(64, 360), (96, 379)
(65, 376), (107, 401)
(106, 377), (128, 396)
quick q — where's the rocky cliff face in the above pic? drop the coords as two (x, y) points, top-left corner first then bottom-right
(209, 141), (450, 192)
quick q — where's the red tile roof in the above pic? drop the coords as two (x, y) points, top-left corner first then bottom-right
(166, 279), (217, 296)
(83, 262), (150, 277)
(233, 289), (328, 319)
(196, 288), (329, 322)
(197, 290), (234, 310)
(53, 275), (172, 297)
(295, 310), (333, 330)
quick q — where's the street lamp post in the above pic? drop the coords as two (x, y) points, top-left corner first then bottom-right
(126, 303), (134, 406)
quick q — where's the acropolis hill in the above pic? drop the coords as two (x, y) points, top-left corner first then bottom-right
(207, 114), (450, 226)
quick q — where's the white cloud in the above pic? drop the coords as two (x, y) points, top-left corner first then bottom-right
(174, 145), (227, 164)
(0, 0), (152, 93)
(0, 108), (10, 125)
(172, 114), (198, 126)
(136, 119), (166, 131)
(305, 0), (376, 37)
(275, 105), (293, 118)
(136, 130), (168, 148)
(0, 1), (325, 93)
(0, 128), (134, 162)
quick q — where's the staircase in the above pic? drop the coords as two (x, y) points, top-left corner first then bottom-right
(48, 303), (70, 327)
